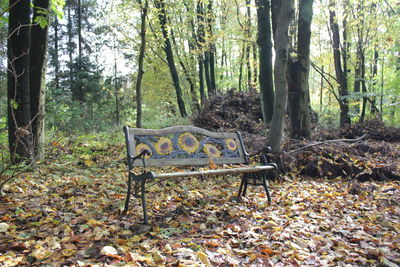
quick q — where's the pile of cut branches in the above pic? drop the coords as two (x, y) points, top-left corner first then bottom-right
(192, 90), (264, 134)
(280, 139), (400, 181)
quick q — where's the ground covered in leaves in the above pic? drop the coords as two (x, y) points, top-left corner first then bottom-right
(0, 133), (400, 266)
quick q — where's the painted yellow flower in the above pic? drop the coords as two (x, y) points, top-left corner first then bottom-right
(135, 143), (152, 158)
(203, 144), (221, 158)
(155, 137), (173, 155)
(225, 138), (237, 151)
(178, 132), (199, 154)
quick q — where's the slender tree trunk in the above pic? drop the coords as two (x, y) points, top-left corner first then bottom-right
(196, 0), (206, 105)
(287, 0), (313, 139)
(267, 0), (293, 152)
(245, 0), (252, 90)
(67, 5), (74, 99)
(207, 0), (216, 94)
(7, 0), (33, 162)
(354, 44), (361, 115)
(256, 0), (274, 123)
(135, 0), (149, 128)
(359, 49), (367, 122)
(252, 42), (258, 88)
(77, 0), (83, 102)
(54, 17), (60, 90)
(114, 41), (120, 125)
(155, 0), (187, 117)
(198, 57), (206, 105)
(30, 0), (50, 159)
(329, 1), (351, 127)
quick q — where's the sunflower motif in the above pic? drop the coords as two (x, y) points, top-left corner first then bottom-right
(155, 137), (173, 155)
(203, 144), (221, 158)
(225, 138), (238, 151)
(178, 132), (199, 154)
(135, 143), (152, 158)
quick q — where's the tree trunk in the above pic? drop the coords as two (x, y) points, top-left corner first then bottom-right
(196, 0), (206, 105)
(245, 0), (252, 90)
(287, 0), (313, 139)
(329, 1), (351, 127)
(256, 0), (274, 123)
(206, 0), (216, 94)
(77, 0), (83, 102)
(155, 0), (187, 117)
(354, 44), (361, 115)
(135, 0), (148, 128)
(54, 17), (60, 90)
(67, 5), (74, 99)
(359, 49), (367, 122)
(30, 0), (50, 159)
(7, 0), (33, 162)
(267, 0), (293, 153)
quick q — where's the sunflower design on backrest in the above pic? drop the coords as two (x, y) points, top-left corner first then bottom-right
(135, 143), (152, 158)
(155, 137), (173, 155)
(225, 138), (238, 152)
(203, 143), (221, 158)
(178, 132), (199, 154)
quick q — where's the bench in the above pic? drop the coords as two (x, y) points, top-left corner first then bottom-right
(123, 125), (278, 223)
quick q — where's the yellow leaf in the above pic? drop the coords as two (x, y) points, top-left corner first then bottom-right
(31, 247), (53, 260)
(61, 248), (75, 257)
(197, 251), (212, 266)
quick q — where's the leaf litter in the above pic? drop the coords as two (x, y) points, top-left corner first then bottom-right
(0, 125), (399, 266)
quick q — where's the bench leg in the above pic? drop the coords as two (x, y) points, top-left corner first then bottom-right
(242, 174), (249, 196)
(238, 174), (245, 196)
(141, 179), (148, 224)
(262, 174), (271, 203)
(123, 174), (133, 215)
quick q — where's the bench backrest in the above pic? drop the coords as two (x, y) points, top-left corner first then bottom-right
(124, 125), (248, 167)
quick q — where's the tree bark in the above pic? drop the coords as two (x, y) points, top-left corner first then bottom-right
(196, 0), (206, 105)
(329, 0), (351, 127)
(256, 0), (274, 123)
(267, 0), (293, 152)
(135, 0), (149, 128)
(67, 5), (74, 99)
(287, 0), (313, 139)
(30, 0), (50, 159)
(7, 0), (33, 162)
(155, 0), (187, 117)
(54, 17), (60, 90)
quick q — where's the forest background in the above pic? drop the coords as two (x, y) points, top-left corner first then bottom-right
(1, 0), (400, 266)
(1, 0), (399, 163)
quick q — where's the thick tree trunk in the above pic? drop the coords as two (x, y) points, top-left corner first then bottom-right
(329, 2), (351, 127)
(135, 0), (148, 128)
(30, 0), (50, 159)
(155, 0), (187, 117)
(7, 0), (33, 162)
(267, 0), (293, 153)
(256, 0), (274, 123)
(287, 0), (313, 140)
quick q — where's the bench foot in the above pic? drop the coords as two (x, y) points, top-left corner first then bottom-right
(237, 172), (272, 202)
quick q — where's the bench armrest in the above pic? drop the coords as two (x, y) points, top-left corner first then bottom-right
(129, 149), (151, 168)
(248, 146), (272, 159)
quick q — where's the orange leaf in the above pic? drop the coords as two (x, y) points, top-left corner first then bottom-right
(204, 241), (219, 247)
(209, 157), (217, 170)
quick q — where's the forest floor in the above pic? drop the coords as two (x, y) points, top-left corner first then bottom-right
(1, 92), (400, 266)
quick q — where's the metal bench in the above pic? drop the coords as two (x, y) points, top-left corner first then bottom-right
(123, 125), (277, 223)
